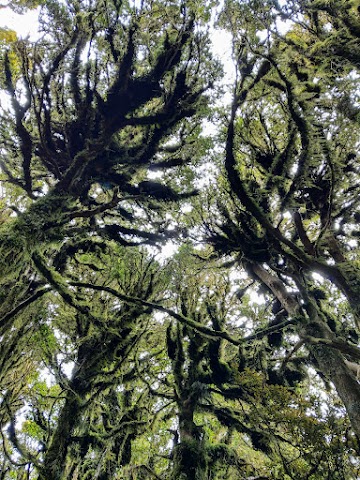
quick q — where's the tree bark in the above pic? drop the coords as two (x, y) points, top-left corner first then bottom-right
(38, 394), (82, 480)
(171, 395), (208, 480)
(305, 319), (360, 444)
(252, 263), (360, 444)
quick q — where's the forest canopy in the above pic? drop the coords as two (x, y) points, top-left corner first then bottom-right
(1, 1), (360, 479)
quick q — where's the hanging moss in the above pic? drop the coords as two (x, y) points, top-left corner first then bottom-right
(0, 222), (28, 280)
(0, 193), (73, 284)
(16, 193), (73, 245)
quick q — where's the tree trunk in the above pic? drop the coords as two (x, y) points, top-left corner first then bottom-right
(305, 320), (360, 445)
(37, 346), (91, 480)
(171, 397), (208, 480)
(38, 394), (82, 480)
(252, 263), (360, 444)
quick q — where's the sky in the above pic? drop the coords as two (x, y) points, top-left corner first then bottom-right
(0, 3), (234, 69)
(0, 6), (40, 39)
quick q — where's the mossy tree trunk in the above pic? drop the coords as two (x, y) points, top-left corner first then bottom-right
(171, 392), (208, 480)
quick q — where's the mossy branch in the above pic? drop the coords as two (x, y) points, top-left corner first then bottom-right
(301, 334), (360, 362)
(69, 281), (242, 346)
(0, 286), (51, 333)
(32, 253), (103, 327)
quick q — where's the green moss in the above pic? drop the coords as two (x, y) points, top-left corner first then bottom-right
(0, 193), (73, 284)
(0, 222), (28, 280)
(172, 439), (209, 480)
(17, 193), (72, 246)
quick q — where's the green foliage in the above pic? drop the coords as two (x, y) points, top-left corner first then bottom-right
(4, 0), (45, 12)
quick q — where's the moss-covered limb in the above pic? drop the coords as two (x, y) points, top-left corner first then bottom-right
(97, 223), (177, 247)
(250, 264), (299, 315)
(55, 136), (113, 194)
(0, 193), (73, 281)
(300, 261), (360, 323)
(293, 211), (316, 256)
(308, 339), (360, 446)
(0, 427), (32, 470)
(207, 443), (245, 470)
(69, 281), (241, 345)
(280, 339), (305, 372)
(241, 317), (297, 344)
(0, 326), (48, 471)
(135, 352), (175, 400)
(224, 90), (360, 322)
(225, 94), (309, 265)
(332, 263), (360, 329)
(87, 387), (154, 476)
(133, 465), (163, 480)
(51, 12), (206, 196)
(0, 223), (29, 282)
(3, 30), (79, 189)
(1, 1), (214, 237)
(166, 287), (235, 479)
(244, 252), (360, 438)
(299, 292), (360, 442)
(301, 335), (360, 363)
(295, 257), (360, 329)
(35, 251), (163, 478)
(302, 1), (360, 69)
(93, 392), (151, 467)
(0, 286), (51, 333)
(39, 351), (140, 479)
(249, 258), (360, 348)
(39, 339), (110, 478)
(267, 56), (312, 210)
(222, 39), (355, 277)
(32, 253), (96, 322)
(6, 410), (41, 468)
(0, 264), (35, 324)
(203, 404), (251, 437)
(0, 322), (32, 384)
(66, 191), (121, 220)
(4, 52), (33, 196)
(173, 324), (187, 401)
(69, 26), (89, 114)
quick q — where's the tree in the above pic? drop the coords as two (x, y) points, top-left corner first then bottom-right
(162, 248), (360, 479)
(0, 0), (218, 478)
(207, 0), (360, 444)
(0, 0), (216, 326)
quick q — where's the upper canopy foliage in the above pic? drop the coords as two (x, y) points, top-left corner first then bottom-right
(1, 1), (360, 479)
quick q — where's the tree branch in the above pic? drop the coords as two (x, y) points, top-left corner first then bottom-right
(0, 286), (52, 332)
(69, 281), (242, 346)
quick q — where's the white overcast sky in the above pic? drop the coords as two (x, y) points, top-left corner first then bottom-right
(0, 4), (233, 71)
(0, 6), (40, 38)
